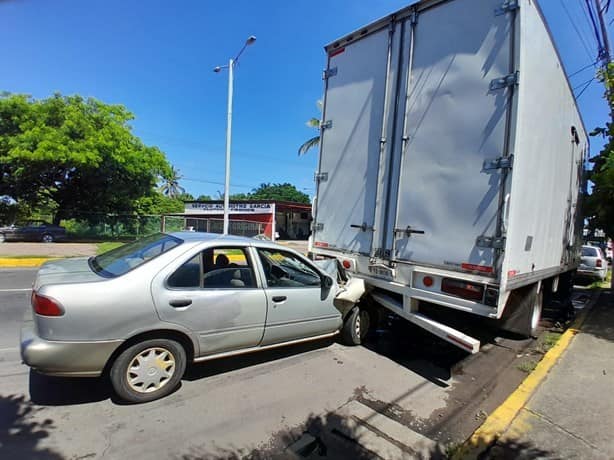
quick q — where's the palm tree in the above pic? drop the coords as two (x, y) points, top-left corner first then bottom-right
(159, 166), (185, 198)
(297, 100), (322, 156)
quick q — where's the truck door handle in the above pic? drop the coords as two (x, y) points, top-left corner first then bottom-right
(169, 298), (192, 308)
(272, 296), (287, 303)
(350, 222), (375, 232)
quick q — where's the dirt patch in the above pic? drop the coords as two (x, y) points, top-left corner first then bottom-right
(0, 242), (96, 257)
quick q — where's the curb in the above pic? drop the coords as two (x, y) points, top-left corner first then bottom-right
(0, 258), (56, 268)
(456, 289), (600, 459)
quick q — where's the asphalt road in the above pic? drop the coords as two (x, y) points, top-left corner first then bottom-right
(0, 268), (580, 459)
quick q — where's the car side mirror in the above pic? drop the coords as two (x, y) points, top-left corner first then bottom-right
(322, 276), (334, 289)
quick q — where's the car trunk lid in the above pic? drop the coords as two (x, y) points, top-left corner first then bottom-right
(34, 257), (104, 290)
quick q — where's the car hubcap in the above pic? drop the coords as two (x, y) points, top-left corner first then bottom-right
(43, 235), (52, 243)
(127, 347), (176, 394)
(355, 314), (361, 336)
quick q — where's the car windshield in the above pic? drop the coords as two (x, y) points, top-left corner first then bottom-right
(581, 246), (598, 257)
(90, 233), (182, 278)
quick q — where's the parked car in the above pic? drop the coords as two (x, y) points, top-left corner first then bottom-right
(20, 232), (368, 403)
(577, 245), (608, 282)
(0, 220), (66, 243)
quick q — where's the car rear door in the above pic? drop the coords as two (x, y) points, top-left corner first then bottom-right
(152, 245), (267, 356)
(254, 246), (341, 345)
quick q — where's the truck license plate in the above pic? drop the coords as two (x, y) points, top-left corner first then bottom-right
(368, 264), (395, 280)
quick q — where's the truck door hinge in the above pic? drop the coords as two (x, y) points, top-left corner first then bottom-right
(322, 67), (337, 80)
(489, 71), (519, 91)
(314, 172), (328, 183)
(495, 0), (519, 16)
(409, 10), (418, 25)
(477, 236), (506, 249)
(312, 223), (324, 232)
(320, 120), (333, 130)
(483, 154), (514, 171)
(394, 226), (425, 237)
(350, 222), (375, 232)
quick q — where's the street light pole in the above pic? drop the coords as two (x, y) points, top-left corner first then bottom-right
(223, 58), (234, 235)
(214, 36), (256, 235)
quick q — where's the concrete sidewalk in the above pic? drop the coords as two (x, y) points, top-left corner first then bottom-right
(485, 289), (614, 459)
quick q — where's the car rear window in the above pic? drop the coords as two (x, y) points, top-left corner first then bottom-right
(90, 233), (182, 278)
(581, 246), (598, 257)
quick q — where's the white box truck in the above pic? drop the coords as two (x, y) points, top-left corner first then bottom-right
(311, 0), (587, 353)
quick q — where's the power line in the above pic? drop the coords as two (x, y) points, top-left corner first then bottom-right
(585, 0), (606, 59)
(575, 77), (596, 99)
(574, 76), (597, 91)
(568, 60), (599, 77)
(560, 0), (599, 62)
(580, 0), (601, 48)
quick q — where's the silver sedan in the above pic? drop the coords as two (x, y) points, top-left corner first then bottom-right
(20, 232), (370, 402)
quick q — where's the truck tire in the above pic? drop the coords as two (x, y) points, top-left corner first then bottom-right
(340, 306), (371, 345)
(110, 338), (186, 403)
(499, 283), (543, 338)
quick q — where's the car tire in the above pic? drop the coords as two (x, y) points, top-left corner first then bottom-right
(41, 233), (54, 243)
(340, 306), (371, 346)
(110, 338), (187, 403)
(0, 233), (5, 243)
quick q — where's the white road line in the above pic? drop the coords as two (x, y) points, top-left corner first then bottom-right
(0, 347), (19, 352)
(0, 288), (31, 292)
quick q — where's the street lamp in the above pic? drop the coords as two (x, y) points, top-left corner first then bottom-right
(214, 35), (257, 235)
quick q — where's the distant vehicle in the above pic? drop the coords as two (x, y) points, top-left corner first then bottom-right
(310, 0), (585, 352)
(21, 232), (364, 403)
(577, 245), (607, 282)
(0, 221), (66, 243)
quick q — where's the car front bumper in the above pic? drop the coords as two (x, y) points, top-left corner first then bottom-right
(577, 267), (607, 281)
(20, 315), (124, 377)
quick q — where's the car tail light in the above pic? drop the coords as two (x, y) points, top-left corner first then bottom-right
(342, 260), (351, 270)
(596, 259), (603, 268)
(441, 278), (484, 302)
(423, 276), (434, 287)
(32, 292), (64, 317)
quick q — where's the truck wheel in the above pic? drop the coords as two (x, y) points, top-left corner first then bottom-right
(341, 306), (371, 345)
(529, 289), (543, 337)
(110, 338), (186, 403)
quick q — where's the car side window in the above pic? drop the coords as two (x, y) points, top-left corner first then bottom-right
(168, 247), (256, 289)
(257, 248), (321, 288)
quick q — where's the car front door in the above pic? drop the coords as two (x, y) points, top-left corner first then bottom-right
(255, 247), (341, 345)
(153, 245), (267, 356)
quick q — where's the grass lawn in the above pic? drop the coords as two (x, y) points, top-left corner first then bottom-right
(96, 241), (125, 254)
(589, 268), (612, 289)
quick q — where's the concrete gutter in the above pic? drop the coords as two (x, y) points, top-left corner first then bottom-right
(456, 291), (599, 459)
(0, 258), (55, 268)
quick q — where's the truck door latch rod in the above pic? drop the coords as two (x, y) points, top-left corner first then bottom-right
(350, 223), (375, 232)
(394, 226), (425, 237)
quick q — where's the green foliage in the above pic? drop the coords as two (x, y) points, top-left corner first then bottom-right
(297, 100), (322, 156)
(247, 183), (310, 203)
(196, 194), (212, 201)
(0, 93), (173, 224)
(134, 193), (184, 215)
(176, 192), (195, 201)
(586, 63), (614, 238)
(159, 165), (185, 198)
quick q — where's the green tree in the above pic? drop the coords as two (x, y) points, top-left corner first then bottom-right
(0, 93), (172, 224)
(159, 166), (185, 198)
(196, 194), (213, 201)
(297, 100), (322, 156)
(249, 183), (310, 203)
(134, 193), (184, 215)
(176, 192), (195, 201)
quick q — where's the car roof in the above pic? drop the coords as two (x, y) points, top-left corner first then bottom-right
(169, 231), (292, 251)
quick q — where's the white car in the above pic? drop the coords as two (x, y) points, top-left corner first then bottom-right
(577, 245), (608, 282)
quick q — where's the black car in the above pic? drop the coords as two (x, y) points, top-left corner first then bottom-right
(0, 221), (66, 243)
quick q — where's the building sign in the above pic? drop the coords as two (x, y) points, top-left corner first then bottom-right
(185, 202), (274, 215)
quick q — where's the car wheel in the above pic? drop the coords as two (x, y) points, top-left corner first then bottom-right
(0, 233), (5, 243)
(110, 339), (186, 403)
(41, 233), (54, 243)
(341, 306), (371, 345)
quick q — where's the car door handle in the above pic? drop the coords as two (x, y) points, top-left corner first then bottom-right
(169, 298), (192, 308)
(272, 296), (287, 303)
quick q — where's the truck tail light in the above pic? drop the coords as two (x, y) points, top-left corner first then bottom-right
(596, 259), (603, 268)
(441, 278), (484, 302)
(32, 292), (64, 317)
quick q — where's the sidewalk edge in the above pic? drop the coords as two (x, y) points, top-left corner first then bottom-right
(456, 289), (600, 459)
(0, 257), (56, 268)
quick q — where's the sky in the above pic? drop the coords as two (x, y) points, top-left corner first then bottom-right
(1, 0), (612, 199)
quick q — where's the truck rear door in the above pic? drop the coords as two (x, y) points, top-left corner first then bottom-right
(392, 0), (515, 276)
(313, 28), (390, 255)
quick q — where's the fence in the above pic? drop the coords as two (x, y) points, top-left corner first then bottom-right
(162, 216), (267, 238)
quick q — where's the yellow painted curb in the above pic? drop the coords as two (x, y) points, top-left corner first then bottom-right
(0, 258), (56, 268)
(456, 291), (598, 459)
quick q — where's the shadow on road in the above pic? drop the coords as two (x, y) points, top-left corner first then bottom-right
(0, 394), (63, 460)
(28, 370), (111, 406)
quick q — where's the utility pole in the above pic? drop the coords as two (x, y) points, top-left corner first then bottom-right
(594, 0), (611, 64)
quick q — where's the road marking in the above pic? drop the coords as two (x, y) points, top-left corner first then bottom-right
(458, 290), (599, 459)
(0, 347), (19, 352)
(0, 288), (31, 292)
